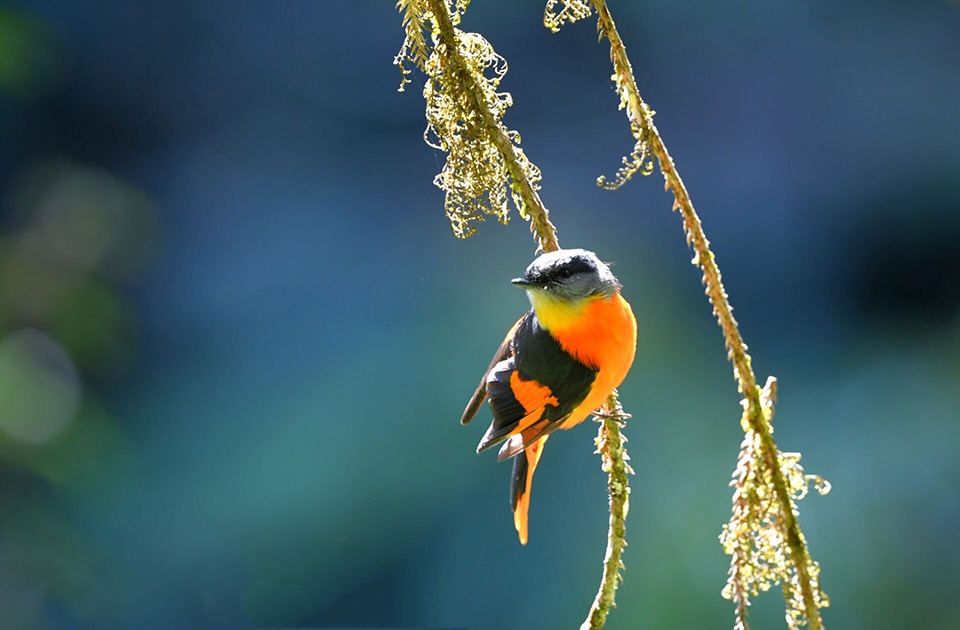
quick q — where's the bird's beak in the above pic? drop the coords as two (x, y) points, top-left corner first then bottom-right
(511, 277), (537, 289)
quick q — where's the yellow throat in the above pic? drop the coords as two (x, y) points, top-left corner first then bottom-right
(527, 289), (597, 333)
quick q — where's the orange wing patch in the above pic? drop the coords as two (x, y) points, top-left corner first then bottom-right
(505, 372), (560, 440)
(509, 372), (559, 414)
(513, 407), (545, 435)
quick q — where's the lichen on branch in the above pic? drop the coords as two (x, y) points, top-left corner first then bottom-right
(544, 1), (655, 190)
(543, 0), (593, 33)
(424, 29), (542, 239)
(396, 0), (558, 250)
(720, 377), (831, 630)
(394, 0), (431, 92)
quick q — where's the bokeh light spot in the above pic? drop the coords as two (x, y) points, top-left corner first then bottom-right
(0, 328), (80, 443)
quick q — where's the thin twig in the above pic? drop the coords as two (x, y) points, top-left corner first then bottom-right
(589, 1), (823, 628)
(581, 391), (631, 630)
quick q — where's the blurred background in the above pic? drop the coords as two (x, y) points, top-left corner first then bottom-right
(0, 1), (957, 629)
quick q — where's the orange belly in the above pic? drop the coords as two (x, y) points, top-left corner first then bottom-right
(549, 293), (637, 428)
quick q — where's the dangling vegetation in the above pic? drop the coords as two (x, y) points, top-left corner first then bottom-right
(394, 0), (556, 248)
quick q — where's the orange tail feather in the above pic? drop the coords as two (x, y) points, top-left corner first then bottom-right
(511, 434), (549, 545)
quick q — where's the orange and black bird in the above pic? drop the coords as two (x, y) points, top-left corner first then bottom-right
(461, 249), (637, 544)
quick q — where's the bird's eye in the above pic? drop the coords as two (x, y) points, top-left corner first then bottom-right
(558, 268), (571, 279)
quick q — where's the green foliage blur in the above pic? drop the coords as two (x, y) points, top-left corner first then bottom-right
(0, 2), (958, 630)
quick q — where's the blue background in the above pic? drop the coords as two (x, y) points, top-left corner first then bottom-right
(0, 1), (958, 629)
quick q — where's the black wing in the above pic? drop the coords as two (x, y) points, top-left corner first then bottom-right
(476, 310), (597, 457)
(460, 314), (526, 425)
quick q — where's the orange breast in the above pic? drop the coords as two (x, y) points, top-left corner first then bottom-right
(549, 293), (637, 429)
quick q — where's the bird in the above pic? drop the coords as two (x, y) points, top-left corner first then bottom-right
(461, 248), (637, 544)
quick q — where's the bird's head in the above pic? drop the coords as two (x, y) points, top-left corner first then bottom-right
(512, 249), (620, 329)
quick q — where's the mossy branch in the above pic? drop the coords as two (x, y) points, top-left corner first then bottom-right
(591, 2), (826, 626)
(422, 0), (559, 252)
(543, 1), (830, 628)
(397, 3), (632, 629)
(582, 391), (632, 630)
